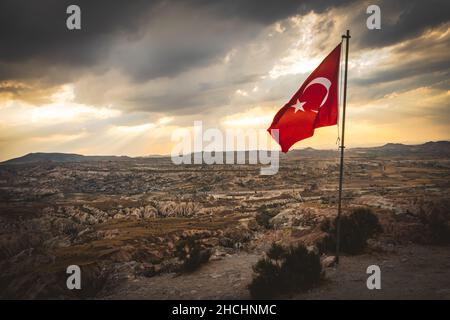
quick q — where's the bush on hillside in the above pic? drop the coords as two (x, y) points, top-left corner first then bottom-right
(319, 207), (382, 255)
(417, 202), (450, 245)
(175, 237), (211, 272)
(255, 209), (276, 229)
(248, 243), (322, 299)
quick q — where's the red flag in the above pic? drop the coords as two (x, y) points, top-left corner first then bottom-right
(268, 43), (342, 152)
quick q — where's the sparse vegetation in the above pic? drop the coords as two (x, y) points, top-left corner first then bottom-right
(417, 201), (450, 245)
(248, 243), (322, 299)
(319, 207), (382, 254)
(255, 208), (276, 229)
(220, 227), (252, 249)
(175, 236), (211, 272)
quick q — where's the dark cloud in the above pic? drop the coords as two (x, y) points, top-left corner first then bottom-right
(192, 0), (353, 24)
(3, 0), (446, 85)
(0, 0), (448, 119)
(0, 0), (357, 83)
(0, 0), (155, 62)
(355, 57), (450, 87)
(0, 0), (157, 84)
(354, 0), (450, 48)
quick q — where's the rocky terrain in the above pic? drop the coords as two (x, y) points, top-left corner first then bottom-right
(0, 141), (449, 299)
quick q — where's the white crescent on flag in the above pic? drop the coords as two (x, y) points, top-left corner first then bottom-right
(291, 77), (332, 113)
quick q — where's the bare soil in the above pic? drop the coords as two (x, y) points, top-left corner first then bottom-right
(104, 244), (450, 300)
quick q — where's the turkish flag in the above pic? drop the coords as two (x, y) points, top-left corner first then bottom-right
(268, 43), (342, 152)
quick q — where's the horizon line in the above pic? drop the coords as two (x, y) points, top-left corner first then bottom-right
(2, 140), (449, 163)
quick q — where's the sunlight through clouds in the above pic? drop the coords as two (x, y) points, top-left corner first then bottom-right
(0, 2), (448, 161)
(223, 107), (273, 127)
(269, 13), (324, 79)
(1, 84), (122, 126)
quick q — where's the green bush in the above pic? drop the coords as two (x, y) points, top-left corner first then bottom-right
(248, 243), (322, 299)
(319, 208), (382, 255)
(175, 237), (211, 272)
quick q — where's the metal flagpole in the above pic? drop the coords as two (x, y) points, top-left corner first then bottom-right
(336, 29), (350, 265)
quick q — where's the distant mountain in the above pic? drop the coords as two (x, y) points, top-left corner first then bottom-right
(348, 141), (450, 157)
(2, 141), (449, 164)
(285, 147), (338, 158)
(1, 152), (132, 165)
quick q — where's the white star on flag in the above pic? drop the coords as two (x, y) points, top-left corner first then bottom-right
(291, 100), (306, 113)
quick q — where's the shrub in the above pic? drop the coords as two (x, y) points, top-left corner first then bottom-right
(427, 208), (450, 245)
(220, 227), (252, 248)
(418, 203), (450, 245)
(175, 237), (211, 272)
(255, 209), (275, 229)
(248, 243), (322, 299)
(319, 207), (382, 255)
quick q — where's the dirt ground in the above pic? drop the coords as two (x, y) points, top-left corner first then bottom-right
(103, 244), (450, 300)
(295, 244), (450, 300)
(103, 252), (261, 300)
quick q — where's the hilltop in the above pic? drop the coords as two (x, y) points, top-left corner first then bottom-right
(2, 141), (449, 165)
(0, 152), (132, 165)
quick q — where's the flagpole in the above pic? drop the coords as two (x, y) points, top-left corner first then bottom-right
(336, 29), (350, 265)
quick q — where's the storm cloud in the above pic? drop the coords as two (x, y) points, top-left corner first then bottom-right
(0, 0), (358, 83)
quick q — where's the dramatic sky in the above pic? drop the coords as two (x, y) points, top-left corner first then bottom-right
(0, 0), (449, 160)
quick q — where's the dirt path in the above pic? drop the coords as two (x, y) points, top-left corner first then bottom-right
(104, 245), (450, 300)
(296, 245), (450, 299)
(103, 252), (261, 300)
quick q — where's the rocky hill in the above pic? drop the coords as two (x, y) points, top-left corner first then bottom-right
(349, 141), (450, 157)
(2, 141), (449, 165)
(1, 152), (132, 165)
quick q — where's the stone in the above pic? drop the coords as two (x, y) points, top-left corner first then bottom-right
(321, 255), (337, 268)
(307, 245), (319, 255)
